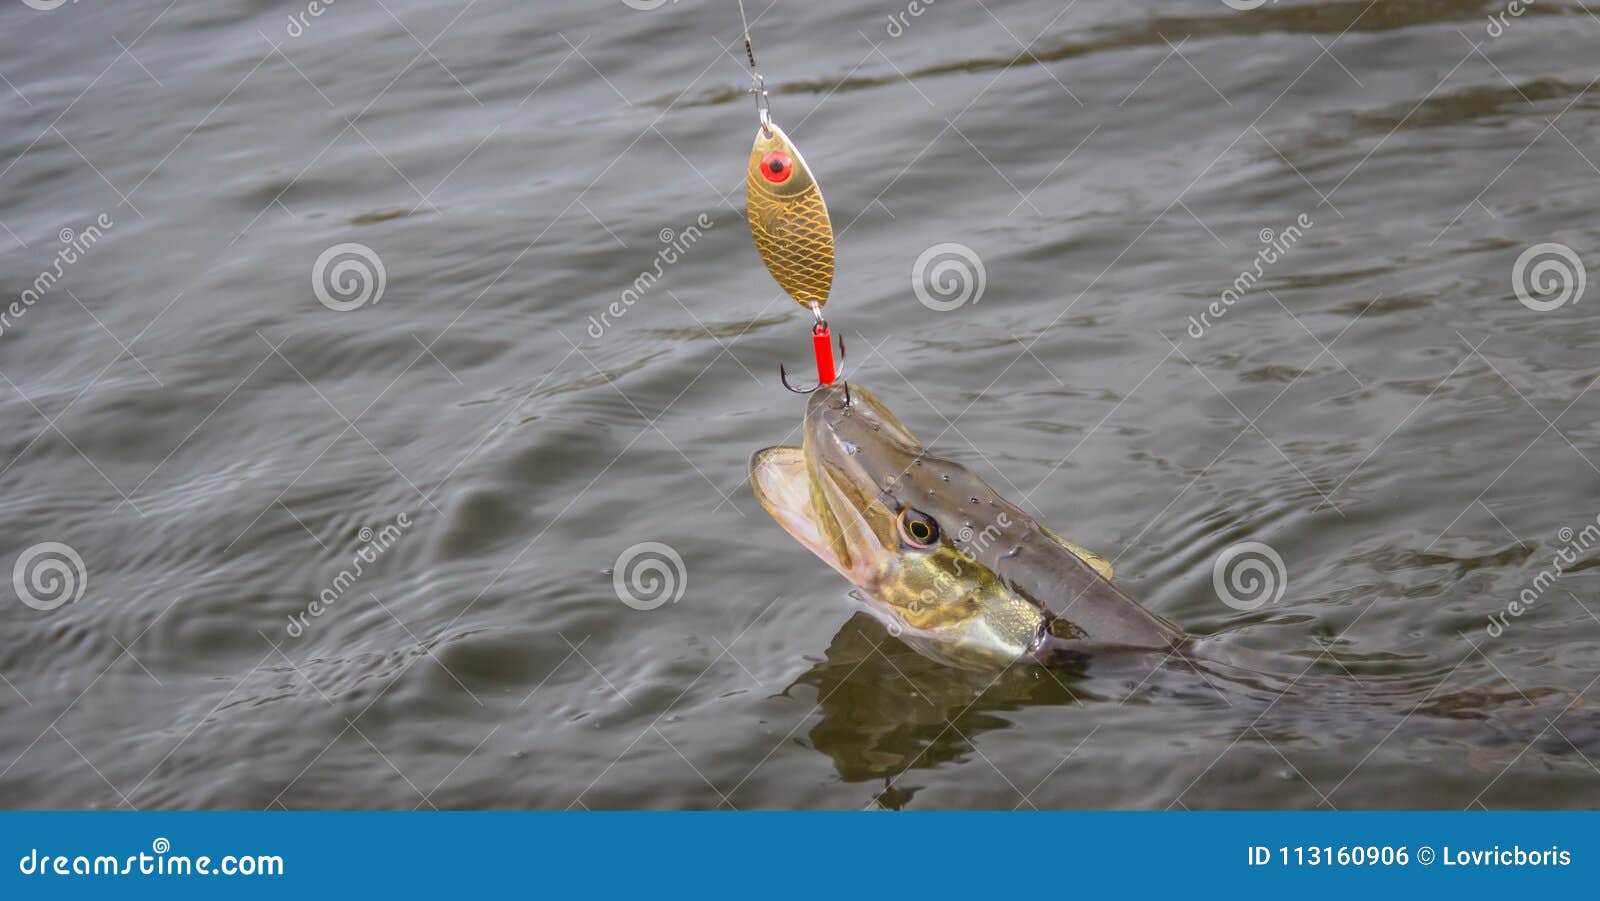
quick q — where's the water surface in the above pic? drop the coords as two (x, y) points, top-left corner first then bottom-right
(2, 0), (1599, 809)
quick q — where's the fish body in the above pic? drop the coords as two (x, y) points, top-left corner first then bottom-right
(753, 385), (1600, 771)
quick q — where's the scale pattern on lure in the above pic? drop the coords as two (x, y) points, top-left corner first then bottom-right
(735, 0), (842, 392)
(746, 122), (834, 309)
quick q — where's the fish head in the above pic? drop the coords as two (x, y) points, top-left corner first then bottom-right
(751, 383), (1182, 670)
(751, 385), (1046, 668)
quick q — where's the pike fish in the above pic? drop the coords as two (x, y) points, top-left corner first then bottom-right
(751, 384), (1600, 761)
(752, 382), (1188, 670)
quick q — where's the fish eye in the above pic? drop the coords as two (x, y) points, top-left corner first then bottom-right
(759, 150), (793, 183)
(897, 508), (940, 549)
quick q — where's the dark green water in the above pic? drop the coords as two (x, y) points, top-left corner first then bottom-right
(1, 0), (1599, 809)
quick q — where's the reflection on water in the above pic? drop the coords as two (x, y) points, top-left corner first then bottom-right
(795, 614), (1091, 786)
(796, 615), (1600, 808)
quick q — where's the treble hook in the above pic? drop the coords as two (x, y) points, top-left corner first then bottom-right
(779, 318), (847, 396)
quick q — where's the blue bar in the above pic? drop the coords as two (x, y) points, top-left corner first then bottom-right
(1, 812), (1595, 898)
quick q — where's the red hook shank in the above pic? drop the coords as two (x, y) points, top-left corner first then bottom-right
(812, 322), (837, 385)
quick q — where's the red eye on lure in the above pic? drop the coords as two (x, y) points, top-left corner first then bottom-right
(760, 151), (792, 183)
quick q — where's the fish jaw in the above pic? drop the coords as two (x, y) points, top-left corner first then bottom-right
(750, 446), (848, 579)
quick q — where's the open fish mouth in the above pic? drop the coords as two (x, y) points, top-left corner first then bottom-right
(749, 444), (848, 577)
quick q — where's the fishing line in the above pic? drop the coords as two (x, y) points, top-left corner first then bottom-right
(736, 0), (756, 71)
